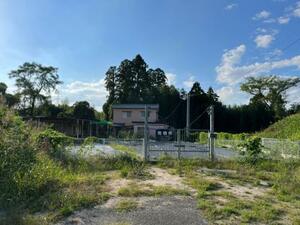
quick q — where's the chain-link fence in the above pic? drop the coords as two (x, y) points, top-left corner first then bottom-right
(147, 128), (210, 161)
(261, 138), (300, 159)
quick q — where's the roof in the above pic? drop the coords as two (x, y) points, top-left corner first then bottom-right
(112, 104), (159, 110)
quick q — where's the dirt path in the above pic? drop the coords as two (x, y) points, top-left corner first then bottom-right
(56, 196), (207, 225)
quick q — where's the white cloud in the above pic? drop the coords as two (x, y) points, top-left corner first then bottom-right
(254, 34), (275, 48)
(256, 28), (268, 33)
(293, 1), (300, 17)
(263, 18), (276, 23)
(183, 76), (196, 89)
(166, 73), (176, 86)
(216, 86), (249, 105)
(253, 10), (271, 20)
(287, 84), (300, 105)
(225, 3), (237, 10)
(216, 45), (300, 85)
(278, 16), (290, 24)
(216, 44), (246, 84)
(51, 79), (107, 111)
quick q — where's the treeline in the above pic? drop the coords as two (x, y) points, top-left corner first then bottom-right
(0, 63), (101, 120)
(103, 55), (300, 133)
(1, 56), (300, 133)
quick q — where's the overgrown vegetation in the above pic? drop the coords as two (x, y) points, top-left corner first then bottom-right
(118, 183), (190, 197)
(157, 157), (300, 224)
(115, 199), (138, 212)
(0, 105), (146, 224)
(258, 112), (300, 141)
(240, 136), (264, 165)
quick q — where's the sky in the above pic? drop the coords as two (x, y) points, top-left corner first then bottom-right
(1, 0), (300, 110)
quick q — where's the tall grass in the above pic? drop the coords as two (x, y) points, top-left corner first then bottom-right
(0, 105), (146, 223)
(258, 113), (300, 140)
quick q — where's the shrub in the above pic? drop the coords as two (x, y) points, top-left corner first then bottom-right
(35, 128), (73, 161)
(0, 106), (38, 206)
(0, 106), (68, 207)
(240, 137), (264, 165)
(199, 132), (208, 144)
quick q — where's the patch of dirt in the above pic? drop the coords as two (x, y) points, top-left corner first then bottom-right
(141, 168), (194, 191)
(106, 168), (196, 195)
(106, 178), (130, 194)
(204, 175), (269, 200)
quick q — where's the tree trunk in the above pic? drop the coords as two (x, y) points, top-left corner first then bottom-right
(30, 97), (36, 117)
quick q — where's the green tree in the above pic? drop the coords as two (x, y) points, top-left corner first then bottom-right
(9, 62), (62, 116)
(207, 87), (219, 104)
(0, 82), (7, 95)
(103, 54), (168, 119)
(241, 76), (300, 120)
(73, 101), (95, 120)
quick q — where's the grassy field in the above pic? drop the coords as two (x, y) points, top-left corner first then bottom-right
(159, 158), (300, 224)
(258, 113), (300, 141)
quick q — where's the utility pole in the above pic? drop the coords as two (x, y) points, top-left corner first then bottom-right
(186, 93), (190, 138)
(209, 105), (215, 161)
(143, 105), (149, 161)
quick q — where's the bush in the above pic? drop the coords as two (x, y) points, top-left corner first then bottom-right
(0, 106), (38, 206)
(35, 128), (73, 161)
(240, 137), (264, 165)
(199, 132), (208, 144)
(0, 106), (69, 207)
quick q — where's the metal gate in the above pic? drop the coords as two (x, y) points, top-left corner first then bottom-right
(146, 128), (210, 161)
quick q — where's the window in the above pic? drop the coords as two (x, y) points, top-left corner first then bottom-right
(140, 111), (150, 118)
(122, 111), (131, 118)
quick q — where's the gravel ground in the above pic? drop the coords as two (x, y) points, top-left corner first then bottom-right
(56, 196), (207, 225)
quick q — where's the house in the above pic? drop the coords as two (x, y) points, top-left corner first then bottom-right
(112, 104), (170, 137)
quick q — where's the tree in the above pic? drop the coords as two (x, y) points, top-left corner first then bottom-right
(9, 62), (62, 116)
(0, 82), (7, 95)
(189, 82), (205, 96)
(207, 87), (219, 104)
(73, 101), (95, 120)
(241, 75), (300, 120)
(103, 54), (168, 119)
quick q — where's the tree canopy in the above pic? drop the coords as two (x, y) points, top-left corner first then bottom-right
(9, 62), (62, 116)
(241, 76), (300, 119)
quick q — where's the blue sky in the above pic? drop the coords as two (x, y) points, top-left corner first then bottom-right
(1, 0), (300, 110)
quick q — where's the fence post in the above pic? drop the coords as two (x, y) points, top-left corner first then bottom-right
(209, 105), (215, 161)
(177, 129), (182, 176)
(177, 130), (181, 160)
(143, 105), (149, 161)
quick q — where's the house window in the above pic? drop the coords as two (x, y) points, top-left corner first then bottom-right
(140, 111), (150, 118)
(122, 111), (131, 119)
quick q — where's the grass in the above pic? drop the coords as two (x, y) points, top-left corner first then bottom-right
(110, 144), (140, 159)
(258, 113), (300, 140)
(157, 157), (300, 224)
(120, 163), (154, 180)
(0, 153), (140, 224)
(118, 183), (190, 197)
(115, 199), (138, 212)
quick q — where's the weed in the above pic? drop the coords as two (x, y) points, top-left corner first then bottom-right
(115, 199), (138, 212)
(118, 183), (190, 197)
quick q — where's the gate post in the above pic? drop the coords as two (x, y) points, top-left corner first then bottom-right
(177, 129), (182, 176)
(177, 130), (181, 160)
(209, 105), (215, 161)
(143, 105), (149, 161)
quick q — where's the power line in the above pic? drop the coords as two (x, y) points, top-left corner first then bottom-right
(281, 37), (300, 52)
(190, 106), (210, 127)
(159, 100), (182, 121)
